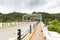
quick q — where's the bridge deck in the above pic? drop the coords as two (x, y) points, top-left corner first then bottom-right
(30, 22), (46, 40)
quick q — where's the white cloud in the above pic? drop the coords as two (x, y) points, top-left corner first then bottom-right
(0, 0), (60, 14)
(0, 6), (14, 13)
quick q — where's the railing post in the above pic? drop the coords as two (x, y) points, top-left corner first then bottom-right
(17, 29), (21, 40)
(10, 22), (11, 26)
(33, 24), (35, 29)
(2, 22), (3, 27)
(30, 25), (32, 34)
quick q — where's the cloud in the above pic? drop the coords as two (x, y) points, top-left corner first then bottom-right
(0, 6), (14, 13)
(0, 0), (60, 13)
(28, 0), (47, 7)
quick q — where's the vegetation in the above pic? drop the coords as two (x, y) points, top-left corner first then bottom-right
(0, 12), (26, 22)
(0, 11), (60, 23)
(32, 12), (60, 33)
(48, 19), (60, 33)
(1, 11), (60, 33)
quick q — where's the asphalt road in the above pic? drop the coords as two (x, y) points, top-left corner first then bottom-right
(0, 22), (37, 40)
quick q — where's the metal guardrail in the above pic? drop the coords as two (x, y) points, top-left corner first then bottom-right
(17, 22), (39, 40)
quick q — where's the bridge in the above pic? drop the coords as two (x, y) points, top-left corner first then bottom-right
(0, 14), (47, 40)
(0, 22), (47, 40)
(25, 22), (46, 40)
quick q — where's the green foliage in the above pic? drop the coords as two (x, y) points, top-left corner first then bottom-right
(48, 19), (60, 34)
(56, 27), (60, 33)
(48, 24), (58, 31)
(32, 12), (60, 24)
(51, 19), (59, 25)
(0, 11), (60, 23)
(0, 12), (26, 22)
(0, 19), (2, 22)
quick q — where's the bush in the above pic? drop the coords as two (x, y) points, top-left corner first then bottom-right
(0, 19), (2, 22)
(48, 19), (60, 34)
(51, 19), (59, 26)
(48, 24), (58, 31)
(56, 27), (60, 33)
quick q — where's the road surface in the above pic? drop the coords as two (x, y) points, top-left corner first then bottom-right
(0, 22), (37, 40)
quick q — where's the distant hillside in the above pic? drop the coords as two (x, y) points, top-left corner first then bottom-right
(0, 12), (26, 22)
(32, 12), (60, 24)
(0, 11), (60, 24)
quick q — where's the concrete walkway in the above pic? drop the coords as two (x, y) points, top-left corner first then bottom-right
(30, 22), (46, 40)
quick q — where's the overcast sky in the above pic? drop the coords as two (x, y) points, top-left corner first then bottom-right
(0, 0), (60, 14)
